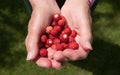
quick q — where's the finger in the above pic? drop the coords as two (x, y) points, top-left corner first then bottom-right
(51, 59), (62, 69)
(76, 35), (92, 51)
(76, 10), (93, 51)
(25, 10), (49, 60)
(53, 51), (68, 62)
(35, 57), (52, 68)
(63, 47), (89, 61)
(47, 48), (57, 59)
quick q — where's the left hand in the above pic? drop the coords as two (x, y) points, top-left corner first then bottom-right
(53, 0), (93, 62)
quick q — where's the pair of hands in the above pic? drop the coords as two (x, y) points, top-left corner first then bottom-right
(25, 0), (93, 69)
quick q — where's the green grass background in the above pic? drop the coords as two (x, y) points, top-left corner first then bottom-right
(0, 0), (120, 75)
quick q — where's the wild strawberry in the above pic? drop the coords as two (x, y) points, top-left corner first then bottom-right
(61, 43), (68, 49)
(63, 27), (72, 35)
(58, 16), (65, 27)
(58, 19), (65, 27)
(56, 44), (64, 51)
(46, 26), (53, 34)
(70, 30), (77, 38)
(39, 48), (48, 57)
(69, 36), (75, 42)
(53, 26), (61, 32)
(46, 39), (53, 47)
(59, 33), (69, 43)
(52, 13), (61, 21)
(50, 29), (58, 36)
(41, 35), (47, 43)
(51, 44), (57, 50)
(53, 38), (60, 44)
(49, 34), (56, 40)
(51, 21), (58, 26)
(68, 42), (79, 50)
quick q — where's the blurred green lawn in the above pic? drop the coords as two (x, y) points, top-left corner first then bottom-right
(0, 0), (120, 75)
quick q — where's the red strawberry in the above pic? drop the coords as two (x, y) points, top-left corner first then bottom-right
(61, 43), (68, 49)
(51, 21), (58, 26)
(56, 44), (64, 51)
(46, 39), (53, 47)
(52, 13), (61, 21)
(69, 36), (75, 42)
(53, 38), (60, 44)
(59, 33), (69, 43)
(63, 27), (72, 35)
(50, 29), (58, 36)
(46, 26), (53, 34)
(49, 34), (56, 40)
(58, 19), (65, 27)
(53, 26), (61, 32)
(70, 30), (77, 38)
(68, 42), (79, 50)
(51, 44), (57, 50)
(41, 35), (47, 43)
(64, 24), (69, 29)
(39, 48), (48, 57)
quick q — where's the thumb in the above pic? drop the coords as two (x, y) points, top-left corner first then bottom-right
(79, 37), (92, 51)
(25, 35), (39, 60)
(25, 9), (48, 60)
(77, 13), (93, 51)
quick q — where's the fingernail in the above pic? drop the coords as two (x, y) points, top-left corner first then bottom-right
(26, 52), (33, 60)
(85, 42), (93, 50)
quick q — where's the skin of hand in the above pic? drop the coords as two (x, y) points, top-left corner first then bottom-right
(53, 0), (93, 61)
(25, 0), (62, 69)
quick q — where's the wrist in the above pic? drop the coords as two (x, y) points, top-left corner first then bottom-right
(65, 0), (95, 7)
(29, 0), (56, 9)
(89, 0), (95, 6)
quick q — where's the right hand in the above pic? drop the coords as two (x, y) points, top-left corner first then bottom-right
(25, 0), (62, 69)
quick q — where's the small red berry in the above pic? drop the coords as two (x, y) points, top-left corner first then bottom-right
(46, 26), (53, 34)
(59, 33), (69, 43)
(51, 44), (57, 50)
(64, 24), (69, 29)
(51, 21), (58, 26)
(58, 16), (65, 27)
(45, 44), (49, 48)
(46, 39), (53, 47)
(53, 38), (60, 44)
(69, 36), (75, 42)
(49, 34), (56, 40)
(63, 27), (72, 35)
(58, 19), (65, 27)
(56, 44), (64, 51)
(50, 29), (58, 36)
(61, 43), (68, 49)
(53, 26), (61, 32)
(68, 42), (79, 50)
(70, 30), (77, 38)
(39, 48), (48, 57)
(52, 13), (61, 21)
(41, 35), (47, 43)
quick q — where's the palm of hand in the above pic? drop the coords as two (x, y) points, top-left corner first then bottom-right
(25, 1), (62, 69)
(52, 1), (92, 62)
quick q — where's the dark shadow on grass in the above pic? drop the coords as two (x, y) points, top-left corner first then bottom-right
(70, 37), (120, 75)
(0, 0), (28, 69)
(70, 0), (120, 75)
(0, 0), (29, 35)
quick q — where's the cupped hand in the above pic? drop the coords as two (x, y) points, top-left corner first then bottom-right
(25, 0), (62, 69)
(53, 0), (93, 61)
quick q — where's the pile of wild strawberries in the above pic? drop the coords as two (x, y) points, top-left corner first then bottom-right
(39, 14), (79, 57)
